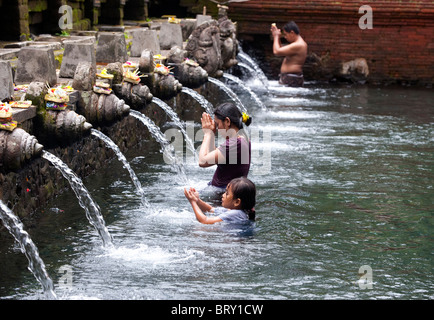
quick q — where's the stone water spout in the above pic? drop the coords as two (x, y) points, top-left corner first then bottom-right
(147, 72), (182, 100)
(0, 128), (44, 172)
(36, 109), (92, 145)
(138, 49), (182, 100)
(78, 92), (130, 125)
(112, 82), (153, 110)
(166, 46), (208, 89)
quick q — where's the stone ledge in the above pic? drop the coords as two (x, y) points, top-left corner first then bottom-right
(11, 106), (37, 123)
(0, 49), (21, 60)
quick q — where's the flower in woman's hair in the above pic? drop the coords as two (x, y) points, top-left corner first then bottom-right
(242, 112), (250, 123)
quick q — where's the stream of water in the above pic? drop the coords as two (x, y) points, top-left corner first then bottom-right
(0, 77), (432, 300)
(151, 97), (197, 156)
(91, 129), (149, 208)
(41, 151), (113, 248)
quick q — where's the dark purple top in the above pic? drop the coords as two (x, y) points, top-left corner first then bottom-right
(211, 136), (251, 188)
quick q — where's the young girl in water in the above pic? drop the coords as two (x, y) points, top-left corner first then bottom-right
(184, 177), (256, 224)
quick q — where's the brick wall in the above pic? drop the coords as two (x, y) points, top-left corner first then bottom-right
(228, 0), (434, 85)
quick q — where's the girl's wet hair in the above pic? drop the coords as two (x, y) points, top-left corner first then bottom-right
(227, 177), (256, 220)
(214, 102), (252, 129)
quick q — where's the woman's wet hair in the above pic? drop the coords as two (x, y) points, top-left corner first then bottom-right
(214, 102), (252, 129)
(227, 177), (256, 220)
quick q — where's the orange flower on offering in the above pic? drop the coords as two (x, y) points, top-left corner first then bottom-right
(154, 63), (171, 75)
(45, 86), (69, 103)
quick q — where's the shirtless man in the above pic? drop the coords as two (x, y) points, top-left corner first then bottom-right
(271, 21), (308, 87)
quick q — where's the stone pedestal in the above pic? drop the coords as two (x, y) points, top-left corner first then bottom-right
(130, 28), (160, 57)
(60, 42), (96, 78)
(159, 23), (183, 50)
(195, 14), (212, 28)
(14, 47), (57, 86)
(96, 32), (128, 64)
(0, 61), (14, 101)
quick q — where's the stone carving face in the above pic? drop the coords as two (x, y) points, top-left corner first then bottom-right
(186, 20), (223, 78)
(219, 17), (238, 69)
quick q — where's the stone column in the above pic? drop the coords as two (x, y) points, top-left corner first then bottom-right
(159, 23), (183, 50)
(130, 28), (160, 57)
(14, 47), (58, 86)
(96, 32), (128, 64)
(60, 41), (96, 78)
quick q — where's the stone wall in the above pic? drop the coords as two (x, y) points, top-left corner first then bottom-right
(0, 100), (170, 229)
(228, 0), (434, 85)
(0, 0), (31, 41)
(0, 1), (214, 41)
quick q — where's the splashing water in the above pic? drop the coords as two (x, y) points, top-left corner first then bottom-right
(222, 73), (267, 111)
(208, 77), (247, 113)
(129, 110), (189, 185)
(0, 200), (57, 299)
(237, 62), (270, 91)
(2, 79), (434, 300)
(42, 151), (113, 247)
(151, 97), (197, 157)
(237, 50), (269, 88)
(181, 87), (214, 116)
(90, 129), (150, 208)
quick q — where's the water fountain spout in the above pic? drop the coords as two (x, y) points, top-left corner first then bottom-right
(166, 46), (209, 89)
(77, 92), (130, 125)
(138, 49), (183, 100)
(0, 128), (44, 172)
(35, 109), (93, 146)
(112, 82), (153, 110)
